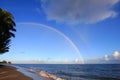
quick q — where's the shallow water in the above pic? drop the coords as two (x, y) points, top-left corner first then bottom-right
(13, 64), (120, 80)
(14, 65), (42, 80)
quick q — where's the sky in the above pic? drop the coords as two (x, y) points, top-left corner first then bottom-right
(0, 0), (120, 64)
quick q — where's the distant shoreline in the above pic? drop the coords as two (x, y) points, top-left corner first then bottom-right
(0, 65), (33, 80)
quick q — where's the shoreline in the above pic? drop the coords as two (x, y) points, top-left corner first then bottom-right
(0, 64), (33, 80)
(0, 64), (64, 80)
(15, 65), (42, 80)
(15, 65), (65, 80)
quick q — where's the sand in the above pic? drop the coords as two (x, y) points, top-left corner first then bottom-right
(0, 65), (33, 80)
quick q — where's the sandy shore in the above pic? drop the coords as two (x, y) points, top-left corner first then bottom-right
(0, 65), (33, 80)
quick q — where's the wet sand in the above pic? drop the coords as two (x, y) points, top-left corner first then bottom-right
(0, 65), (33, 80)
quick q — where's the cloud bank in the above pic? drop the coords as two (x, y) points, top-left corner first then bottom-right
(12, 51), (120, 64)
(85, 51), (120, 64)
(104, 51), (120, 62)
(41, 0), (119, 24)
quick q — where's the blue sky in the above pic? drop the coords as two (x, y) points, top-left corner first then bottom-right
(0, 0), (120, 64)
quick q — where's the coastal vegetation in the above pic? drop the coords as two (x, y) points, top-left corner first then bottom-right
(0, 8), (16, 54)
(0, 60), (11, 64)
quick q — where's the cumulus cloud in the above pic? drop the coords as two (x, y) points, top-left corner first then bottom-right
(102, 51), (120, 63)
(41, 0), (119, 24)
(85, 51), (120, 64)
(113, 51), (120, 59)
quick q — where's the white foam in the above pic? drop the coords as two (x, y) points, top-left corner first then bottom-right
(37, 70), (65, 80)
(14, 65), (65, 80)
(15, 66), (42, 80)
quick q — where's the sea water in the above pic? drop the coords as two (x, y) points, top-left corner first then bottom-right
(13, 64), (120, 80)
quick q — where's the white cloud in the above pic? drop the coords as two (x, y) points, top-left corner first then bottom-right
(104, 55), (109, 61)
(41, 0), (119, 24)
(102, 51), (120, 63)
(12, 59), (84, 64)
(104, 51), (120, 61)
(74, 58), (79, 63)
(85, 51), (120, 64)
(113, 51), (120, 59)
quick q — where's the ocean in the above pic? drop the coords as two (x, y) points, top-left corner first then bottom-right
(13, 64), (120, 80)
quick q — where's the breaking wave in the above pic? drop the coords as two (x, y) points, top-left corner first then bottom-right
(29, 69), (65, 80)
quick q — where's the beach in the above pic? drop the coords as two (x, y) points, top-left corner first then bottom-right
(0, 65), (33, 80)
(1, 64), (119, 80)
(0, 64), (64, 80)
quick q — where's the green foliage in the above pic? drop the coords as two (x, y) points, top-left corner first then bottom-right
(2, 60), (7, 63)
(0, 60), (11, 64)
(0, 8), (16, 54)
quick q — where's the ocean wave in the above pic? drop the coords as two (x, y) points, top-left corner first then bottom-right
(14, 64), (120, 80)
(29, 69), (65, 80)
(57, 70), (120, 80)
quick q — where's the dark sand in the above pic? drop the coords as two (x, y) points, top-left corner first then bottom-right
(0, 65), (33, 80)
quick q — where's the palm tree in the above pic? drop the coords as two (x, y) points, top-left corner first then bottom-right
(0, 8), (16, 54)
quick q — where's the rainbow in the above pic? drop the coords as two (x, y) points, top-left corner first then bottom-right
(17, 22), (84, 64)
